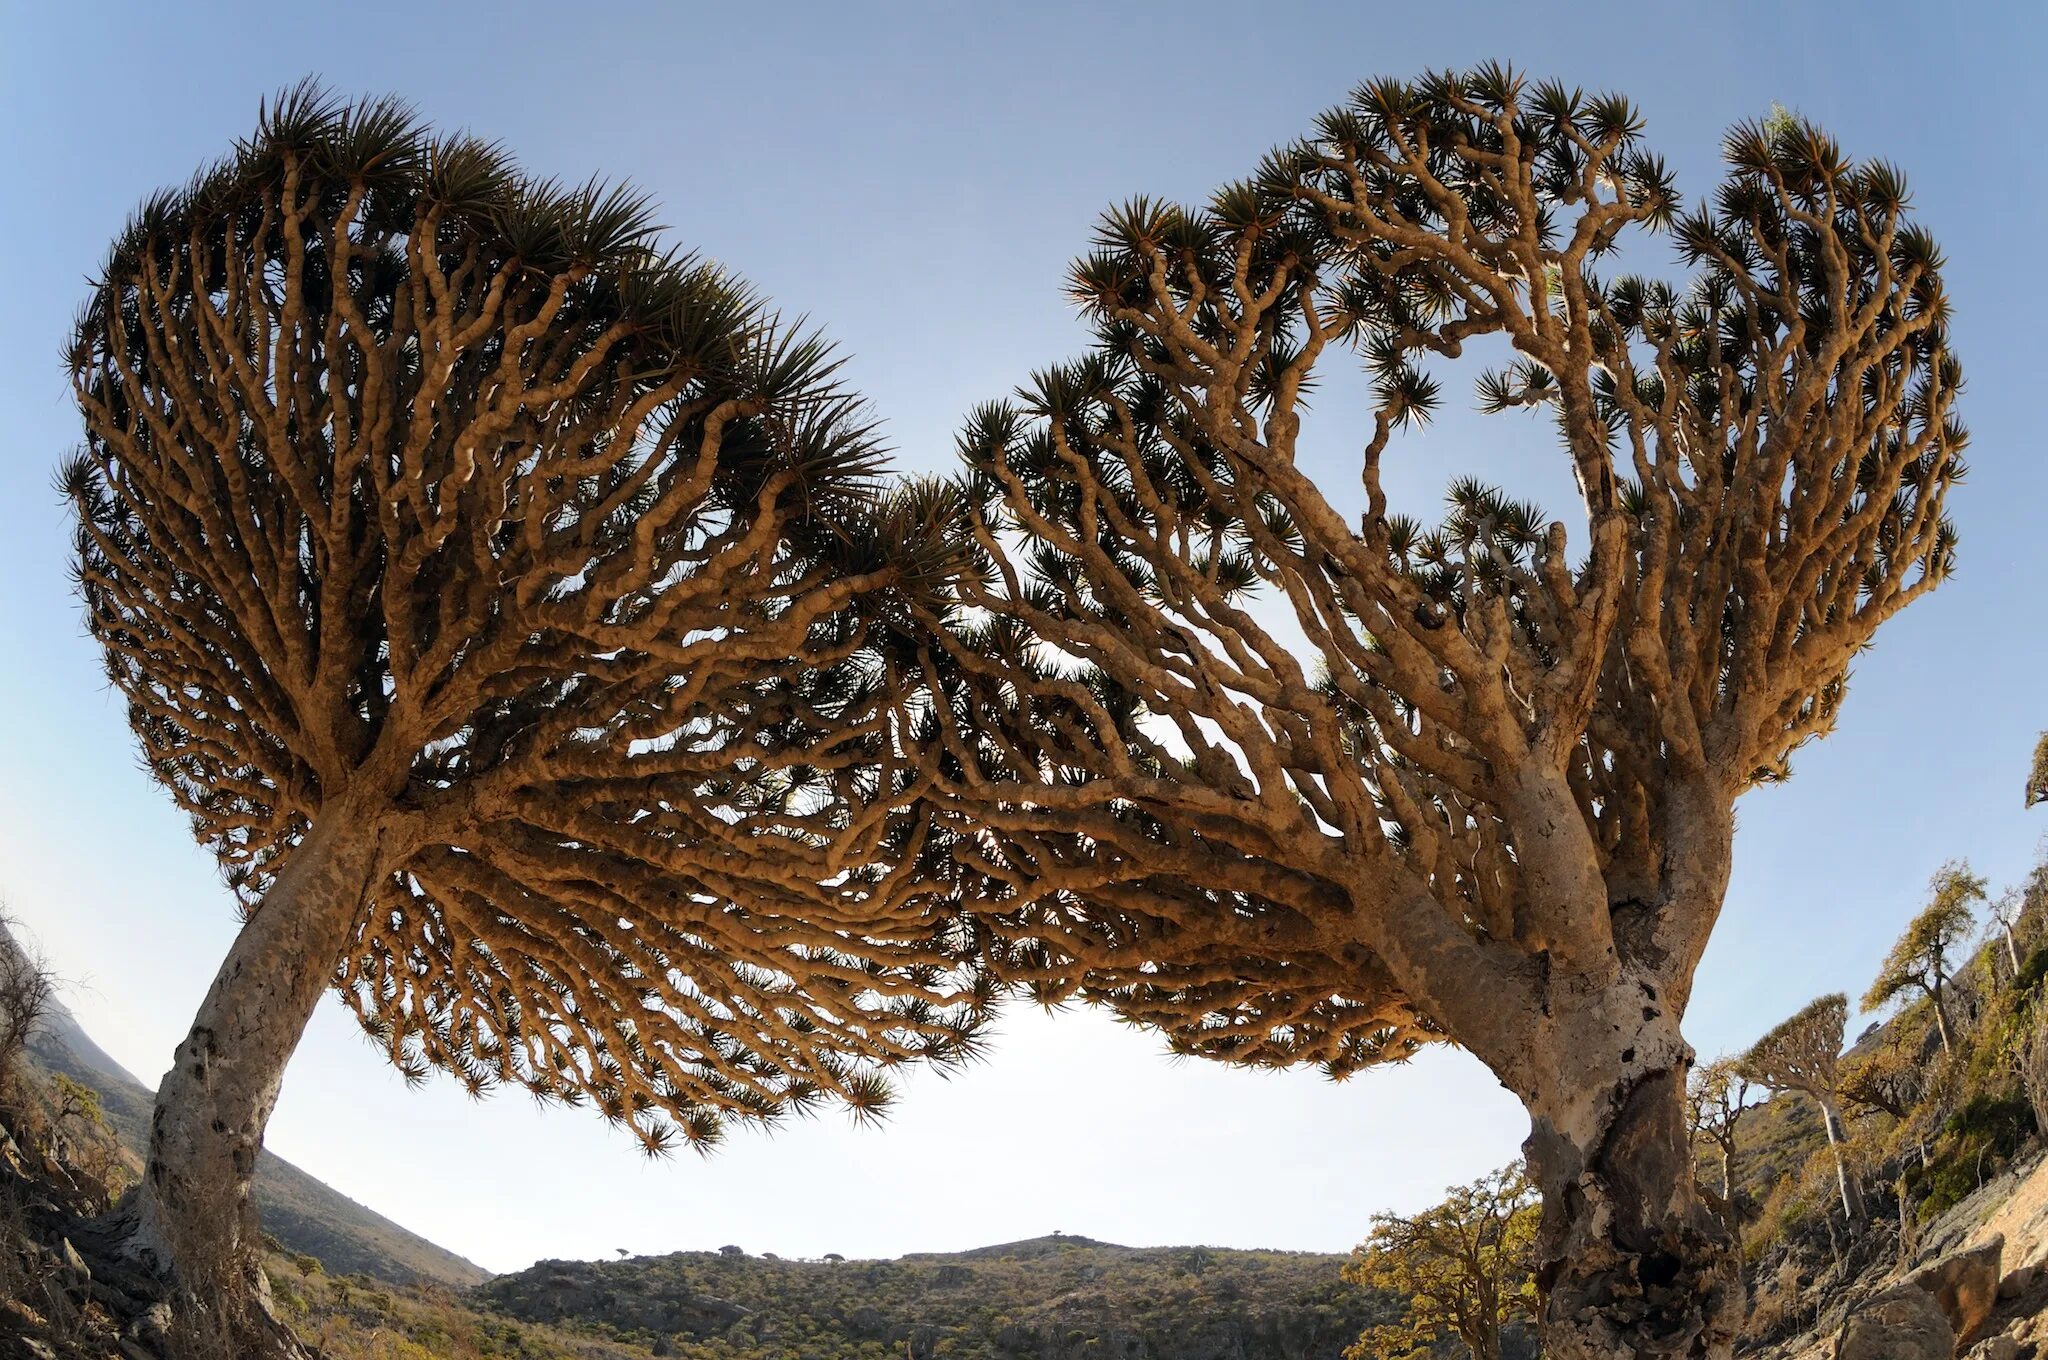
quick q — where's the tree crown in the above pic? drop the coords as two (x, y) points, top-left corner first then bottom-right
(1687, 1057), (1757, 1151)
(1862, 861), (1986, 1013)
(914, 65), (1963, 1083)
(1342, 1162), (1538, 1360)
(1738, 992), (1848, 1100)
(65, 85), (986, 1150)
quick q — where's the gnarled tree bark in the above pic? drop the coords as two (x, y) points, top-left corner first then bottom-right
(102, 796), (396, 1353)
(1518, 987), (1741, 1360)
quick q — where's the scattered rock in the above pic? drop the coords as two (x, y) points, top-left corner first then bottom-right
(57, 1234), (92, 1288)
(1832, 1283), (1955, 1360)
(1908, 1234), (2005, 1344)
(2001, 1262), (2038, 1300)
(1968, 1336), (2021, 1360)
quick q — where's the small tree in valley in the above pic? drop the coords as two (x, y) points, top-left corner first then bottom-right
(1343, 1163), (1538, 1360)
(1863, 862), (1986, 1053)
(64, 88), (983, 1351)
(916, 65), (1962, 1360)
(1686, 1059), (1759, 1229)
(1737, 994), (1864, 1220)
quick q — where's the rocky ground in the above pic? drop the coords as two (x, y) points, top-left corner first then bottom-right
(1752, 1148), (2048, 1358)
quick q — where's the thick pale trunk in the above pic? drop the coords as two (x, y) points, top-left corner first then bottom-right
(1709, 1145), (1740, 1235)
(1521, 988), (1741, 1360)
(1817, 1098), (1865, 1221)
(1929, 982), (1953, 1054)
(108, 797), (386, 1354)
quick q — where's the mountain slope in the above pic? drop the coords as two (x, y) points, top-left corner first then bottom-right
(24, 973), (488, 1289)
(480, 1236), (1393, 1360)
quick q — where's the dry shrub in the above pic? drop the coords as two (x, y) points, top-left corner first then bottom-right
(1741, 1259), (1813, 1344)
(0, 916), (56, 1100)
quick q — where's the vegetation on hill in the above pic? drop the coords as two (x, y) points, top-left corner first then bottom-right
(478, 1237), (1385, 1360)
(8, 806), (2048, 1360)
(264, 1261), (651, 1360)
(1695, 845), (2048, 1349)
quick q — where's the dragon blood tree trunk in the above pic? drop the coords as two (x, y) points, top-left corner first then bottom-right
(106, 795), (390, 1356)
(1519, 977), (1743, 1360)
(1817, 1098), (1867, 1221)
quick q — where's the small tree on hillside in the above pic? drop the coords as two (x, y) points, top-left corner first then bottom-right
(914, 65), (1962, 1360)
(0, 916), (59, 1101)
(1686, 1059), (1759, 1228)
(64, 88), (983, 1352)
(1737, 994), (1864, 1221)
(1842, 1032), (1930, 1164)
(1863, 862), (1986, 1053)
(2027, 733), (2048, 808)
(1840, 1037), (1925, 1124)
(1987, 887), (2025, 977)
(1342, 1163), (1538, 1360)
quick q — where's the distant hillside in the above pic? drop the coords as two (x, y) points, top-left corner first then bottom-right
(20, 953), (489, 1289)
(479, 1235), (1395, 1360)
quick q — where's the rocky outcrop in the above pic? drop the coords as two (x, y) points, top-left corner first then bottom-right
(1830, 1284), (1954, 1360)
(1906, 1234), (2004, 1345)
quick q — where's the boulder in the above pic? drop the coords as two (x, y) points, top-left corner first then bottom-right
(1999, 1262), (2037, 1301)
(1909, 1234), (2005, 1344)
(1967, 1336), (2020, 1360)
(1832, 1284), (1955, 1360)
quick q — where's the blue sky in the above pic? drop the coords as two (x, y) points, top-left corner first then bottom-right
(2, 1), (2044, 1273)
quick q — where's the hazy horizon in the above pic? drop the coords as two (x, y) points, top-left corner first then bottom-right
(3, 0), (2044, 1276)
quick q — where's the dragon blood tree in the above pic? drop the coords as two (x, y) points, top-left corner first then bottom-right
(914, 66), (1963, 1359)
(64, 87), (985, 1351)
(1737, 994), (1863, 1221)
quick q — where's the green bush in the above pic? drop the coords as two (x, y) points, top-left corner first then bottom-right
(2014, 945), (2048, 998)
(1909, 1092), (2035, 1222)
